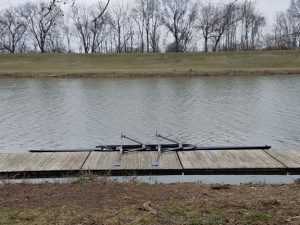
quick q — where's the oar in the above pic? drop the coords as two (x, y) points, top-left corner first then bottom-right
(156, 134), (179, 145)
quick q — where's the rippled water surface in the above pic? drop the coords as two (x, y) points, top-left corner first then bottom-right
(0, 76), (300, 153)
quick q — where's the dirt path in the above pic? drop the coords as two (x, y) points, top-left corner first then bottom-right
(0, 180), (299, 225)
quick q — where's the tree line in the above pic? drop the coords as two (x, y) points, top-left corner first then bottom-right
(0, 0), (299, 54)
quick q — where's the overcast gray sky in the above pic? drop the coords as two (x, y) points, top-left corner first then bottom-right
(0, 0), (290, 25)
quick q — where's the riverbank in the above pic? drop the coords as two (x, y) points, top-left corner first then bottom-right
(1, 180), (299, 225)
(0, 50), (300, 77)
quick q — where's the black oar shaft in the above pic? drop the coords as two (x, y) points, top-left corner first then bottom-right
(157, 134), (179, 144)
(193, 145), (271, 150)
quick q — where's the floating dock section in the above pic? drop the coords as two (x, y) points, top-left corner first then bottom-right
(0, 150), (299, 178)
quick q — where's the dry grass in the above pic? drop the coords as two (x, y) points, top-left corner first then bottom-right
(0, 50), (300, 77)
(0, 180), (299, 225)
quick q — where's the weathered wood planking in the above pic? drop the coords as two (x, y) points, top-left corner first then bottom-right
(265, 150), (300, 174)
(178, 150), (287, 174)
(0, 152), (89, 173)
(1, 150), (299, 178)
(82, 151), (182, 175)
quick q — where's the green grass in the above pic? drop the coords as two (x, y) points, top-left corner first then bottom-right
(0, 50), (300, 77)
(167, 203), (203, 225)
(244, 212), (271, 224)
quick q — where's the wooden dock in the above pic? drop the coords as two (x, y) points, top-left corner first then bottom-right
(0, 150), (300, 178)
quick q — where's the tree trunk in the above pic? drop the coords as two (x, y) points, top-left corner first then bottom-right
(204, 37), (208, 52)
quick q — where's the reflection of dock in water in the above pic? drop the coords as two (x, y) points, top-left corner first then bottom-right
(0, 149), (299, 178)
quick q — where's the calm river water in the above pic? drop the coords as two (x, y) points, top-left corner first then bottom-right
(0, 75), (300, 153)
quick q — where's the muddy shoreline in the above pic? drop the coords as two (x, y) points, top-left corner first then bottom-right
(1, 69), (300, 78)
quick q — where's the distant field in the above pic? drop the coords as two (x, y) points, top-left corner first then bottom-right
(0, 50), (300, 77)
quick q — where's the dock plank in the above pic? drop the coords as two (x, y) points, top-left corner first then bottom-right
(265, 150), (300, 174)
(0, 152), (89, 172)
(82, 151), (182, 174)
(178, 150), (286, 174)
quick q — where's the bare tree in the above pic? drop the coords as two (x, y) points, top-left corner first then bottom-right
(274, 12), (291, 49)
(149, 1), (162, 52)
(49, 0), (110, 22)
(20, 1), (64, 53)
(71, 5), (93, 53)
(272, 0), (300, 49)
(239, 0), (265, 50)
(47, 26), (66, 52)
(249, 15), (265, 49)
(63, 14), (72, 52)
(132, 0), (146, 52)
(71, 2), (110, 53)
(109, 1), (131, 53)
(161, 0), (197, 52)
(287, 0), (300, 47)
(91, 4), (110, 53)
(291, 0), (300, 19)
(0, 7), (27, 53)
(210, 1), (240, 52)
(196, 3), (219, 52)
(0, 0), (294, 53)
(133, 0), (162, 53)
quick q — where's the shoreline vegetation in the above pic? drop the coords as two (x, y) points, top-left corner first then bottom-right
(0, 179), (299, 225)
(0, 50), (300, 78)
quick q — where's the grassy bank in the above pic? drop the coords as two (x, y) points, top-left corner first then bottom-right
(0, 180), (299, 225)
(0, 50), (300, 77)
